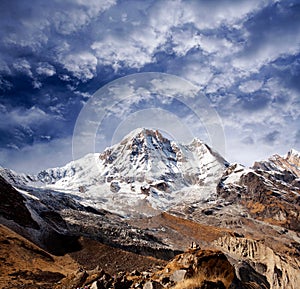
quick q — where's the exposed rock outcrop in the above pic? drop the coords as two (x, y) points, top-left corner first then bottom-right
(214, 235), (300, 289)
(56, 248), (239, 289)
(218, 148), (300, 232)
(1, 133), (300, 289)
(0, 176), (39, 229)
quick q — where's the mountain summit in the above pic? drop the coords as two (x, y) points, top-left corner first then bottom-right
(98, 128), (227, 189)
(253, 148), (300, 178)
(0, 129), (300, 288)
(1, 128), (228, 216)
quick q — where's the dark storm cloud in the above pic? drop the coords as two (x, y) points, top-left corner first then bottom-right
(0, 0), (117, 154)
(0, 0), (299, 171)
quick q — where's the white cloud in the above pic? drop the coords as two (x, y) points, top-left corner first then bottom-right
(205, 67), (237, 93)
(0, 106), (50, 127)
(148, 0), (189, 33)
(91, 36), (154, 70)
(61, 52), (98, 81)
(0, 60), (11, 74)
(239, 80), (263, 93)
(256, 77), (300, 122)
(152, 0), (270, 31)
(3, 18), (50, 52)
(233, 38), (300, 72)
(90, 0), (258, 71)
(51, 0), (117, 35)
(150, 77), (198, 99)
(198, 35), (237, 56)
(171, 30), (202, 56)
(217, 80), (300, 166)
(112, 108), (195, 145)
(12, 59), (33, 77)
(32, 80), (42, 89)
(1, 0), (300, 171)
(177, 64), (213, 88)
(0, 78), (13, 91)
(232, 3), (300, 72)
(36, 62), (56, 76)
(59, 74), (71, 82)
(0, 137), (73, 174)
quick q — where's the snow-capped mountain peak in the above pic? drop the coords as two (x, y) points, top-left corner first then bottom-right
(286, 148), (300, 157)
(1, 128), (228, 216)
(285, 148), (300, 169)
(98, 128), (227, 187)
(100, 128), (176, 177)
(253, 149), (300, 178)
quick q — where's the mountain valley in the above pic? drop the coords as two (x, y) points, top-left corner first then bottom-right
(0, 129), (299, 289)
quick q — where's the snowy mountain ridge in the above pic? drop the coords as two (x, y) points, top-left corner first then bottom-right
(252, 148), (300, 179)
(0, 128), (228, 216)
(1, 129), (299, 217)
(1, 130), (300, 289)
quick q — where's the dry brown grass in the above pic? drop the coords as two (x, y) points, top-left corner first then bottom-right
(0, 224), (78, 288)
(170, 271), (229, 289)
(159, 212), (231, 242)
(247, 201), (265, 214)
(69, 236), (165, 274)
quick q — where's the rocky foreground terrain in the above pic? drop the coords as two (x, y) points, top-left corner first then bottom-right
(0, 129), (299, 288)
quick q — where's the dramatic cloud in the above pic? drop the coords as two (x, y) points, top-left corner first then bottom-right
(36, 63), (56, 77)
(262, 130), (280, 145)
(0, 137), (73, 173)
(13, 59), (33, 78)
(0, 0), (299, 172)
(233, 1), (300, 71)
(239, 80), (263, 93)
(61, 52), (98, 81)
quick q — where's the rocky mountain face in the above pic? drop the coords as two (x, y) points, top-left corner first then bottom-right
(218, 149), (300, 232)
(57, 248), (248, 289)
(0, 128), (228, 217)
(213, 149), (300, 288)
(253, 149), (300, 179)
(0, 129), (299, 289)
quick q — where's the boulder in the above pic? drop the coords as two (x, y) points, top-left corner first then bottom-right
(110, 181), (121, 193)
(170, 269), (187, 283)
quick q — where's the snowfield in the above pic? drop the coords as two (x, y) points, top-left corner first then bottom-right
(1, 128), (228, 217)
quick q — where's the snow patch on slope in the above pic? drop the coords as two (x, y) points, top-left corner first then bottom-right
(1, 128), (228, 217)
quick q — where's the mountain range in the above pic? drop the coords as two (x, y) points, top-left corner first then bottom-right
(0, 128), (299, 289)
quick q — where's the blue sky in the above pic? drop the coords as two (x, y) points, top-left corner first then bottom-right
(0, 0), (299, 173)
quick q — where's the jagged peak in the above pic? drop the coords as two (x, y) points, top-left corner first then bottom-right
(285, 148), (300, 158)
(189, 137), (205, 147)
(119, 128), (169, 145)
(252, 148), (300, 179)
(254, 149), (300, 165)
